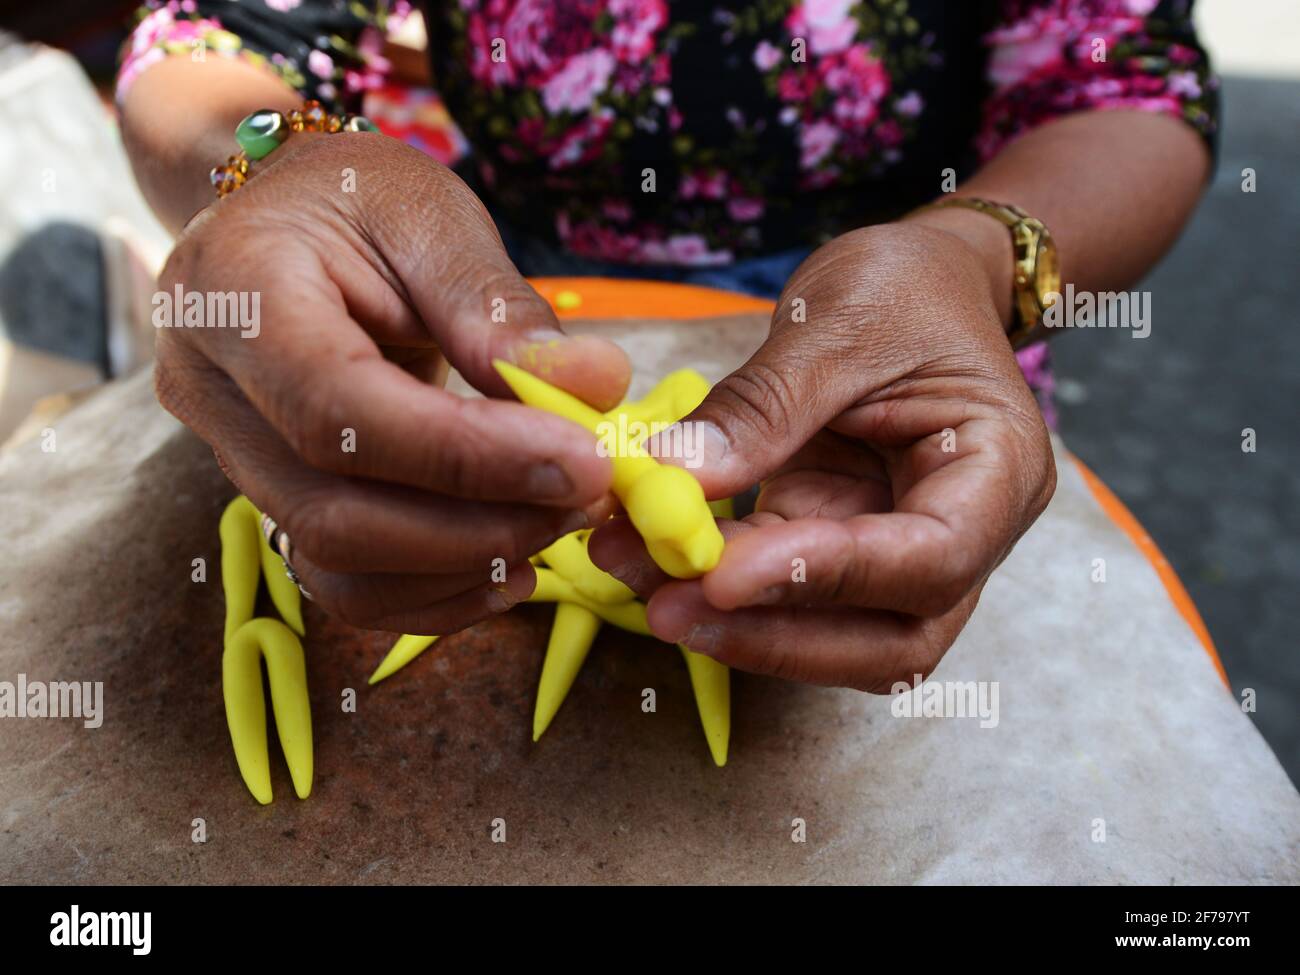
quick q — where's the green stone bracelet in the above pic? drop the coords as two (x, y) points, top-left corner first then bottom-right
(211, 99), (377, 197)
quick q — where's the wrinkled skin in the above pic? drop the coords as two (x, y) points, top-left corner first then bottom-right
(588, 223), (1057, 692)
(156, 133), (630, 634)
(158, 133), (1055, 686)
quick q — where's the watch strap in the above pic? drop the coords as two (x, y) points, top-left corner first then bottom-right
(918, 197), (1046, 348)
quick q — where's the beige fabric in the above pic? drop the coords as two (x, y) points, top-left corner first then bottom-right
(1, 313), (1297, 884)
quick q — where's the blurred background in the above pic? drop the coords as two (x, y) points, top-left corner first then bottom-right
(1053, 0), (1300, 786)
(0, 0), (1295, 783)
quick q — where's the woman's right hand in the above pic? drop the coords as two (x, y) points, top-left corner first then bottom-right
(157, 132), (629, 633)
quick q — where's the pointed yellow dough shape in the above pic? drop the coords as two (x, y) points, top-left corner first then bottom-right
(369, 633), (439, 685)
(223, 618), (313, 804)
(614, 368), (711, 429)
(680, 646), (730, 767)
(538, 530), (634, 604)
(494, 359), (723, 578)
(219, 497), (262, 644)
(530, 564), (578, 603)
(533, 602), (602, 742)
(664, 368), (711, 418)
(257, 520), (305, 637)
(528, 568), (651, 635)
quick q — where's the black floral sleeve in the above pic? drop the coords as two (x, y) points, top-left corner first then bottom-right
(119, 1), (1219, 267)
(117, 0), (396, 115)
(978, 0), (1218, 161)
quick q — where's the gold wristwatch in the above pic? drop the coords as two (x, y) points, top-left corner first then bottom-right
(922, 197), (1060, 348)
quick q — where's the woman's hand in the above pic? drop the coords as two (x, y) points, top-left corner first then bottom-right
(157, 133), (629, 633)
(589, 222), (1056, 691)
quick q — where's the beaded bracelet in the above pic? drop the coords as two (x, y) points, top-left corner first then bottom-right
(210, 99), (377, 198)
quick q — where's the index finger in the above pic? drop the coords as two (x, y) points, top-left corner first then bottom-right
(179, 244), (614, 506)
(701, 418), (1051, 617)
(645, 580), (977, 692)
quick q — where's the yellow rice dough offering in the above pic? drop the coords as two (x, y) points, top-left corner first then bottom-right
(219, 495), (311, 803)
(493, 359), (724, 579)
(371, 367), (733, 765)
(522, 525), (731, 766)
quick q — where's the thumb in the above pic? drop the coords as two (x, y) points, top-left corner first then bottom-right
(430, 254), (632, 412)
(659, 328), (846, 498)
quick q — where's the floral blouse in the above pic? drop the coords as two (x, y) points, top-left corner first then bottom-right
(119, 0), (1217, 267)
(118, 1), (1217, 427)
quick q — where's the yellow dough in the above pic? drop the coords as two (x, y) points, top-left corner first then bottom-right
(219, 497), (262, 644)
(680, 646), (730, 767)
(219, 495), (304, 639)
(527, 567), (651, 634)
(369, 633), (440, 685)
(493, 359), (724, 579)
(616, 367), (710, 430)
(219, 495), (311, 802)
(213, 369), (733, 801)
(537, 530), (635, 605)
(533, 602), (602, 742)
(360, 368), (736, 769)
(524, 557), (730, 765)
(222, 618), (312, 804)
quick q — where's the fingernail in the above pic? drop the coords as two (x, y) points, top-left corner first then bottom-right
(523, 328), (570, 340)
(650, 420), (728, 471)
(526, 461), (576, 499)
(485, 586), (519, 614)
(696, 421), (729, 465)
(740, 584), (786, 607)
(681, 624), (722, 654)
(512, 334), (569, 370)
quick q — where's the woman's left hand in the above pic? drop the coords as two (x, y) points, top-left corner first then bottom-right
(588, 222), (1057, 691)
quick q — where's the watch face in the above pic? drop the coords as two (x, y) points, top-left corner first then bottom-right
(1035, 236), (1061, 300)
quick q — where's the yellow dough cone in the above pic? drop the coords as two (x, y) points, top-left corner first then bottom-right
(494, 359), (723, 578)
(257, 523), (305, 637)
(533, 602), (602, 741)
(584, 598), (650, 638)
(223, 618), (313, 804)
(219, 496), (262, 644)
(614, 368), (710, 429)
(369, 633), (439, 685)
(663, 368), (711, 418)
(538, 530), (635, 604)
(529, 565), (579, 603)
(680, 646), (730, 767)
(528, 568), (651, 635)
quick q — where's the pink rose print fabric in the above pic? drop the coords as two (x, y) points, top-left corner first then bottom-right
(118, 0), (1215, 265)
(117, 0), (1217, 420)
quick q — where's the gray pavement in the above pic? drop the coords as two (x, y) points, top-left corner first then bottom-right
(1053, 75), (1300, 785)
